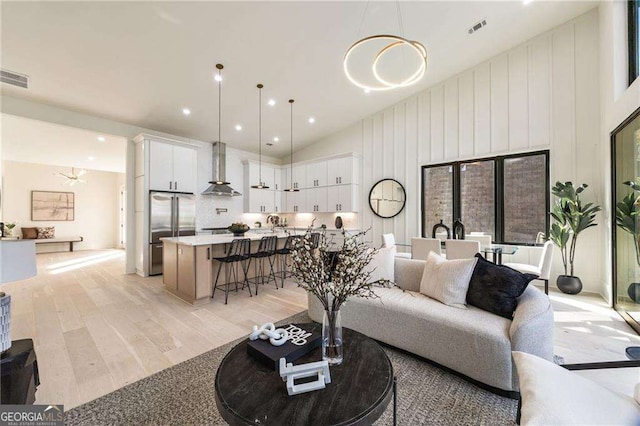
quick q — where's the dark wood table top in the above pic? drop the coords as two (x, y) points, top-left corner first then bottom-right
(215, 323), (394, 426)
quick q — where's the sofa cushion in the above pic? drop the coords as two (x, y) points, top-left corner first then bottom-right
(513, 351), (640, 425)
(420, 252), (477, 308)
(467, 254), (537, 319)
(21, 227), (38, 239)
(366, 246), (395, 285)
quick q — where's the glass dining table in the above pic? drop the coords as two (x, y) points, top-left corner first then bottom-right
(481, 244), (518, 265)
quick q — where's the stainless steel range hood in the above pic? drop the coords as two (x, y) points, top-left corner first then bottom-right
(202, 142), (241, 196)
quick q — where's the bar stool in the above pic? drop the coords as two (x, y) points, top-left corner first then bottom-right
(248, 235), (279, 294)
(212, 238), (252, 305)
(275, 235), (300, 288)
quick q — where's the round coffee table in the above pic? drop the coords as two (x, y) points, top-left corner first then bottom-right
(215, 323), (395, 425)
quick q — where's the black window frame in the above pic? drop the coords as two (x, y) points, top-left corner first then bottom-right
(421, 150), (550, 246)
(630, 0), (640, 86)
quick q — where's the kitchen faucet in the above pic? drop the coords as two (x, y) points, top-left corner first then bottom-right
(266, 215), (280, 231)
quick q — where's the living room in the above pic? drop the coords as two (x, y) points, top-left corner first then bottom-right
(1, 1), (640, 425)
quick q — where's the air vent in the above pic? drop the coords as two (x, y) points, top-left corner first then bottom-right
(467, 19), (487, 35)
(1, 69), (29, 89)
(266, 142), (274, 146)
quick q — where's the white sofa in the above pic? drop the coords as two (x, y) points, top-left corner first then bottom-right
(308, 257), (554, 393)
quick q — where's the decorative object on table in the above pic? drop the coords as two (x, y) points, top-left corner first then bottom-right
(0, 292), (11, 353)
(289, 227), (391, 365)
(36, 226), (55, 239)
(0, 339), (40, 404)
(247, 323), (321, 370)
(549, 181), (601, 294)
(31, 190), (75, 221)
(55, 167), (87, 186)
(368, 178), (406, 218)
(2, 222), (17, 237)
(343, 3), (426, 92)
(615, 180), (640, 303)
(228, 223), (249, 237)
(431, 220), (451, 239)
(254, 221), (262, 229)
(249, 323), (289, 346)
(453, 218), (465, 240)
(0, 222), (4, 238)
(0, 240), (37, 353)
(279, 357), (331, 396)
(20, 227), (38, 240)
(334, 216), (343, 229)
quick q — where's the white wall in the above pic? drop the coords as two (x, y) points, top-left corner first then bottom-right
(294, 9), (604, 294)
(2, 160), (123, 252)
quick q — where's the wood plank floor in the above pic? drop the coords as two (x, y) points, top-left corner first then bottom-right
(4, 249), (640, 409)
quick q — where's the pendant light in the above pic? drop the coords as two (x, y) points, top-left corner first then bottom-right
(251, 84), (269, 189)
(343, 1), (427, 92)
(284, 99), (299, 192)
(210, 63), (229, 185)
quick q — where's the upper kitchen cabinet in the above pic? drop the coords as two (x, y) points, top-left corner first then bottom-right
(306, 161), (328, 187)
(246, 161), (276, 189)
(327, 155), (359, 185)
(285, 165), (306, 190)
(149, 140), (197, 193)
(327, 184), (359, 212)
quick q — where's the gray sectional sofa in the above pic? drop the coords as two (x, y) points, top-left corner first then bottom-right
(307, 257), (554, 393)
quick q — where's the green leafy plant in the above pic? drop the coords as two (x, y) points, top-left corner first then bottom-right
(549, 181), (601, 276)
(615, 180), (640, 268)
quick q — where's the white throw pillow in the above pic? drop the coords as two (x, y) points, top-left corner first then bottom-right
(513, 351), (640, 425)
(366, 246), (395, 284)
(419, 251), (477, 308)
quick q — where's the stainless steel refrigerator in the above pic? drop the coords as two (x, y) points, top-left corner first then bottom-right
(149, 191), (196, 276)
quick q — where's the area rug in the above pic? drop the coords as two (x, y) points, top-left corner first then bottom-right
(65, 312), (518, 425)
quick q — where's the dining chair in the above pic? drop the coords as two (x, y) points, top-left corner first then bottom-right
(504, 241), (554, 295)
(445, 239), (480, 260)
(411, 237), (442, 260)
(382, 233), (411, 258)
(465, 234), (492, 247)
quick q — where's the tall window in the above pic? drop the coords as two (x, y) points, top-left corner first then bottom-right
(421, 151), (549, 245)
(630, 0), (640, 85)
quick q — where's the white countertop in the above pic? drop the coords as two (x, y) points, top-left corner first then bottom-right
(161, 231), (296, 246)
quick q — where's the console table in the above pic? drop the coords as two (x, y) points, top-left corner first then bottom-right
(215, 323), (396, 425)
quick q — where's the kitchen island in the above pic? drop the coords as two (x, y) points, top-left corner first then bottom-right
(161, 232), (294, 305)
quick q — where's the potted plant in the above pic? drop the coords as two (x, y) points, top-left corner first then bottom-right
(615, 180), (640, 303)
(549, 181), (601, 294)
(228, 223), (250, 237)
(3, 222), (17, 238)
(288, 228), (390, 365)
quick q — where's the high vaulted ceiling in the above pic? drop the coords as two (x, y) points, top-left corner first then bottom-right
(1, 1), (597, 157)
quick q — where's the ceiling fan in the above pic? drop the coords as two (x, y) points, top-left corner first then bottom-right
(56, 167), (87, 186)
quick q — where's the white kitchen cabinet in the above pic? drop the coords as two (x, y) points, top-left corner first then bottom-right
(328, 184), (359, 212)
(285, 190), (307, 213)
(247, 188), (276, 213)
(306, 187), (328, 212)
(327, 156), (358, 185)
(285, 165), (306, 190)
(248, 163), (275, 189)
(306, 161), (328, 187)
(149, 140), (197, 193)
(274, 168), (283, 191)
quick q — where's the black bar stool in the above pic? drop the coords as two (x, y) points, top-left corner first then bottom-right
(212, 238), (252, 304)
(275, 235), (300, 288)
(248, 236), (278, 294)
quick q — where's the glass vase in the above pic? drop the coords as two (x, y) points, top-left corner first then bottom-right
(322, 309), (343, 365)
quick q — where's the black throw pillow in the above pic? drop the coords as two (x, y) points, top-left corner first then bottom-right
(467, 253), (538, 320)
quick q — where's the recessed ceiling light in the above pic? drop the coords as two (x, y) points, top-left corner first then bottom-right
(308, 117), (315, 124)
(214, 74), (222, 82)
(273, 136), (279, 142)
(97, 136), (106, 142)
(88, 156), (96, 161)
(182, 108), (191, 116)
(364, 88), (371, 94)
(268, 99), (276, 106)
(235, 124), (243, 131)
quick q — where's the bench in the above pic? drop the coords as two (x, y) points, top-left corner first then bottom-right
(34, 236), (83, 252)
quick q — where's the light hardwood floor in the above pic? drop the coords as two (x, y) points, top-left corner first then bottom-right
(3, 249), (640, 409)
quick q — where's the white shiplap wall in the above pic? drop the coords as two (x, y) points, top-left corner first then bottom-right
(294, 9), (604, 292)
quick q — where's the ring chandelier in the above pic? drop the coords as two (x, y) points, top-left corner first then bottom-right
(343, 34), (427, 92)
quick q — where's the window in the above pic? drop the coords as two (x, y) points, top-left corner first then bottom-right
(421, 151), (549, 245)
(630, 0), (640, 85)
